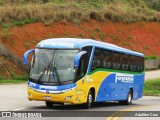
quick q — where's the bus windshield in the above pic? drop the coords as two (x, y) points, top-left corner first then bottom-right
(30, 49), (79, 85)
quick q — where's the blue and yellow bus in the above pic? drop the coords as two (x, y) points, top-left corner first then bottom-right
(24, 38), (144, 108)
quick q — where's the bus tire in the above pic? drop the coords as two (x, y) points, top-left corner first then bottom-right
(126, 90), (133, 105)
(45, 101), (54, 108)
(60, 103), (64, 106)
(119, 90), (133, 105)
(84, 90), (93, 109)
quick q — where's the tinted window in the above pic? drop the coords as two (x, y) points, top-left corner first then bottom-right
(112, 52), (121, 70)
(76, 46), (92, 79)
(91, 48), (103, 71)
(129, 56), (144, 72)
(90, 48), (144, 72)
(121, 54), (129, 71)
(103, 50), (112, 69)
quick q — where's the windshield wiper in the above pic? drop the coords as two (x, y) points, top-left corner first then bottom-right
(53, 66), (61, 85)
(36, 59), (52, 84)
(37, 51), (56, 84)
(36, 51), (62, 85)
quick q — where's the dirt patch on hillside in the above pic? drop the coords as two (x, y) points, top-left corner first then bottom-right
(0, 20), (160, 77)
(1, 20), (160, 57)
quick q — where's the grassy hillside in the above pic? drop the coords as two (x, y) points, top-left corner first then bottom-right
(0, 0), (160, 26)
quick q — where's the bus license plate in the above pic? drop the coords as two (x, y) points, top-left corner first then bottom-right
(44, 96), (51, 100)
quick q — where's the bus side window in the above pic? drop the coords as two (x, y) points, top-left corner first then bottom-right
(91, 48), (102, 71)
(140, 57), (144, 72)
(137, 57), (143, 72)
(129, 56), (134, 71)
(129, 56), (144, 72)
(133, 56), (138, 72)
(136, 57), (140, 72)
(121, 54), (129, 71)
(103, 50), (112, 69)
(112, 52), (121, 70)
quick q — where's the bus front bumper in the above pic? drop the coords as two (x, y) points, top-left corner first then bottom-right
(27, 87), (85, 104)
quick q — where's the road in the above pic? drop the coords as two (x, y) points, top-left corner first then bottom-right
(145, 70), (160, 80)
(0, 70), (160, 119)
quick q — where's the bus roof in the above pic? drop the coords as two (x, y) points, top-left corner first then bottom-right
(36, 38), (144, 57)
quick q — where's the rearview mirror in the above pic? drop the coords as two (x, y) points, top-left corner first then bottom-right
(23, 49), (35, 64)
(74, 51), (87, 68)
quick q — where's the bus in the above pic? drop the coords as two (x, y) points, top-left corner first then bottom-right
(24, 38), (144, 109)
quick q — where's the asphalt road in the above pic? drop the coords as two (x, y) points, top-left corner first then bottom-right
(0, 70), (160, 119)
(145, 70), (160, 80)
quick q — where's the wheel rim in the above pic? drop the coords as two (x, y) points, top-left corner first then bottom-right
(88, 93), (92, 106)
(128, 92), (132, 103)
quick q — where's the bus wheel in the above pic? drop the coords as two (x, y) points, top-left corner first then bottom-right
(119, 90), (132, 105)
(126, 90), (133, 105)
(45, 101), (54, 108)
(84, 90), (93, 109)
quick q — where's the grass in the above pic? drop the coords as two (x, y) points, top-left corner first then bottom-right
(24, 42), (31, 49)
(127, 35), (132, 39)
(122, 42), (131, 45)
(0, 74), (28, 84)
(99, 33), (105, 40)
(79, 33), (84, 38)
(144, 45), (149, 49)
(144, 78), (160, 96)
(14, 18), (37, 26)
(0, 0), (159, 27)
(64, 32), (68, 37)
(95, 28), (101, 33)
(1, 24), (10, 38)
(145, 56), (160, 60)
(0, 79), (27, 84)
(91, 32), (96, 39)
(112, 35), (119, 40)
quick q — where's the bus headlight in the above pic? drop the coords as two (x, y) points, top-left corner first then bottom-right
(65, 96), (72, 100)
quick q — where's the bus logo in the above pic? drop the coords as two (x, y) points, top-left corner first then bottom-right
(40, 42), (75, 48)
(39, 85), (57, 90)
(115, 73), (134, 83)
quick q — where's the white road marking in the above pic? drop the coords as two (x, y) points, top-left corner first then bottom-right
(12, 108), (25, 111)
(11, 104), (44, 111)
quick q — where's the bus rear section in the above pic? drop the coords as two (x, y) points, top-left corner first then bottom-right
(88, 48), (144, 105)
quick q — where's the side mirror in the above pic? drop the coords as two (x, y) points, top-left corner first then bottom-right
(74, 51), (87, 68)
(23, 49), (35, 64)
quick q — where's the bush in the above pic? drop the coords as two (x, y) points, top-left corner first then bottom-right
(14, 18), (36, 26)
(145, 56), (159, 60)
(144, 0), (160, 11)
(153, 2), (160, 11)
